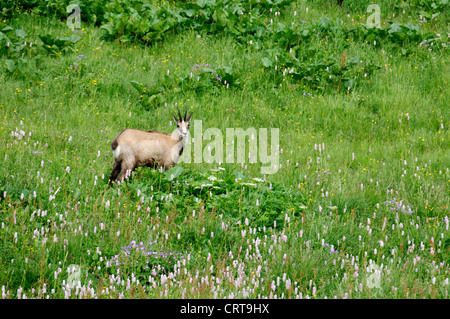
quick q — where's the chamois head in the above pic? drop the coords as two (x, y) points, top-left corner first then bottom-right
(172, 107), (193, 139)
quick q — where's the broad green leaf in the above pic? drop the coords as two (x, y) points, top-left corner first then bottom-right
(165, 166), (184, 181)
(5, 59), (16, 72)
(235, 171), (245, 180)
(15, 29), (27, 39)
(216, 8), (228, 26)
(347, 57), (360, 64)
(403, 23), (419, 33)
(100, 24), (115, 35)
(38, 34), (55, 46)
(196, 0), (208, 8)
(68, 35), (82, 44)
(388, 23), (403, 34)
(130, 81), (146, 94)
(318, 17), (330, 29)
(181, 9), (196, 17)
(262, 57), (273, 67)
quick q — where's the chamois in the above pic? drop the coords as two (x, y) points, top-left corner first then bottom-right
(109, 107), (193, 185)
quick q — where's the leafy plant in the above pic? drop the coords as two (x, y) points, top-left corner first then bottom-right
(129, 80), (166, 110)
(3, 0), (112, 25)
(38, 34), (82, 55)
(0, 26), (37, 74)
(129, 165), (306, 229)
(129, 64), (239, 108)
(98, 0), (294, 45)
(412, 0), (449, 20)
(179, 64), (240, 92)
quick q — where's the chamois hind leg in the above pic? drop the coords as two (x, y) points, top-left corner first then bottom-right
(109, 160), (122, 186)
(118, 159), (135, 183)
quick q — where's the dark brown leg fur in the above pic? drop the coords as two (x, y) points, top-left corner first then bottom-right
(109, 160), (122, 186)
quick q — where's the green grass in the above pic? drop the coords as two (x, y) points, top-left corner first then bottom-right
(0, 0), (448, 299)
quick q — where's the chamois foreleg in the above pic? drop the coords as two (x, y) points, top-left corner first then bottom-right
(109, 160), (122, 185)
(118, 159), (136, 183)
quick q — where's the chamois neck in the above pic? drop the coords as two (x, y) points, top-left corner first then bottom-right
(171, 130), (189, 142)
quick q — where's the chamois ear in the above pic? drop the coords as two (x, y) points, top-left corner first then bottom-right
(172, 113), (179, 122)
(186, 112), (193, 122)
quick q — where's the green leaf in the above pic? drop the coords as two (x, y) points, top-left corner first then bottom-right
(343, 78), (355, 90)
(196, 0), (209, 8)
(318, 17), (330, 29)
(388, 23), (403, 34)
(347, 57), (359, 64)
(119, 35), (130, 43)
(38, 34), (55, 46)
(181, 9), (196, 17)
(216, 8), (228, 26)
(262, 57), (273, 67)
(67, 35), (82, 44)
(100, 24), (115, 35)
(165, 166), (184, 181)
(148, 86), (165, 96)
(235, 171), (245, 180)
(15, 29), (27, 39)
(130, 81), (146, 94)
(403, 23), (419, 33)
(5, 59), (16, 72)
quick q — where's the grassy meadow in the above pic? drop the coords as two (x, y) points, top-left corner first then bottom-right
(0, 0), (449, 299)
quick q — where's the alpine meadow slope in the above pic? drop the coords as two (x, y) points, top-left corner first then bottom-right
(0, 0), (448, 299)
